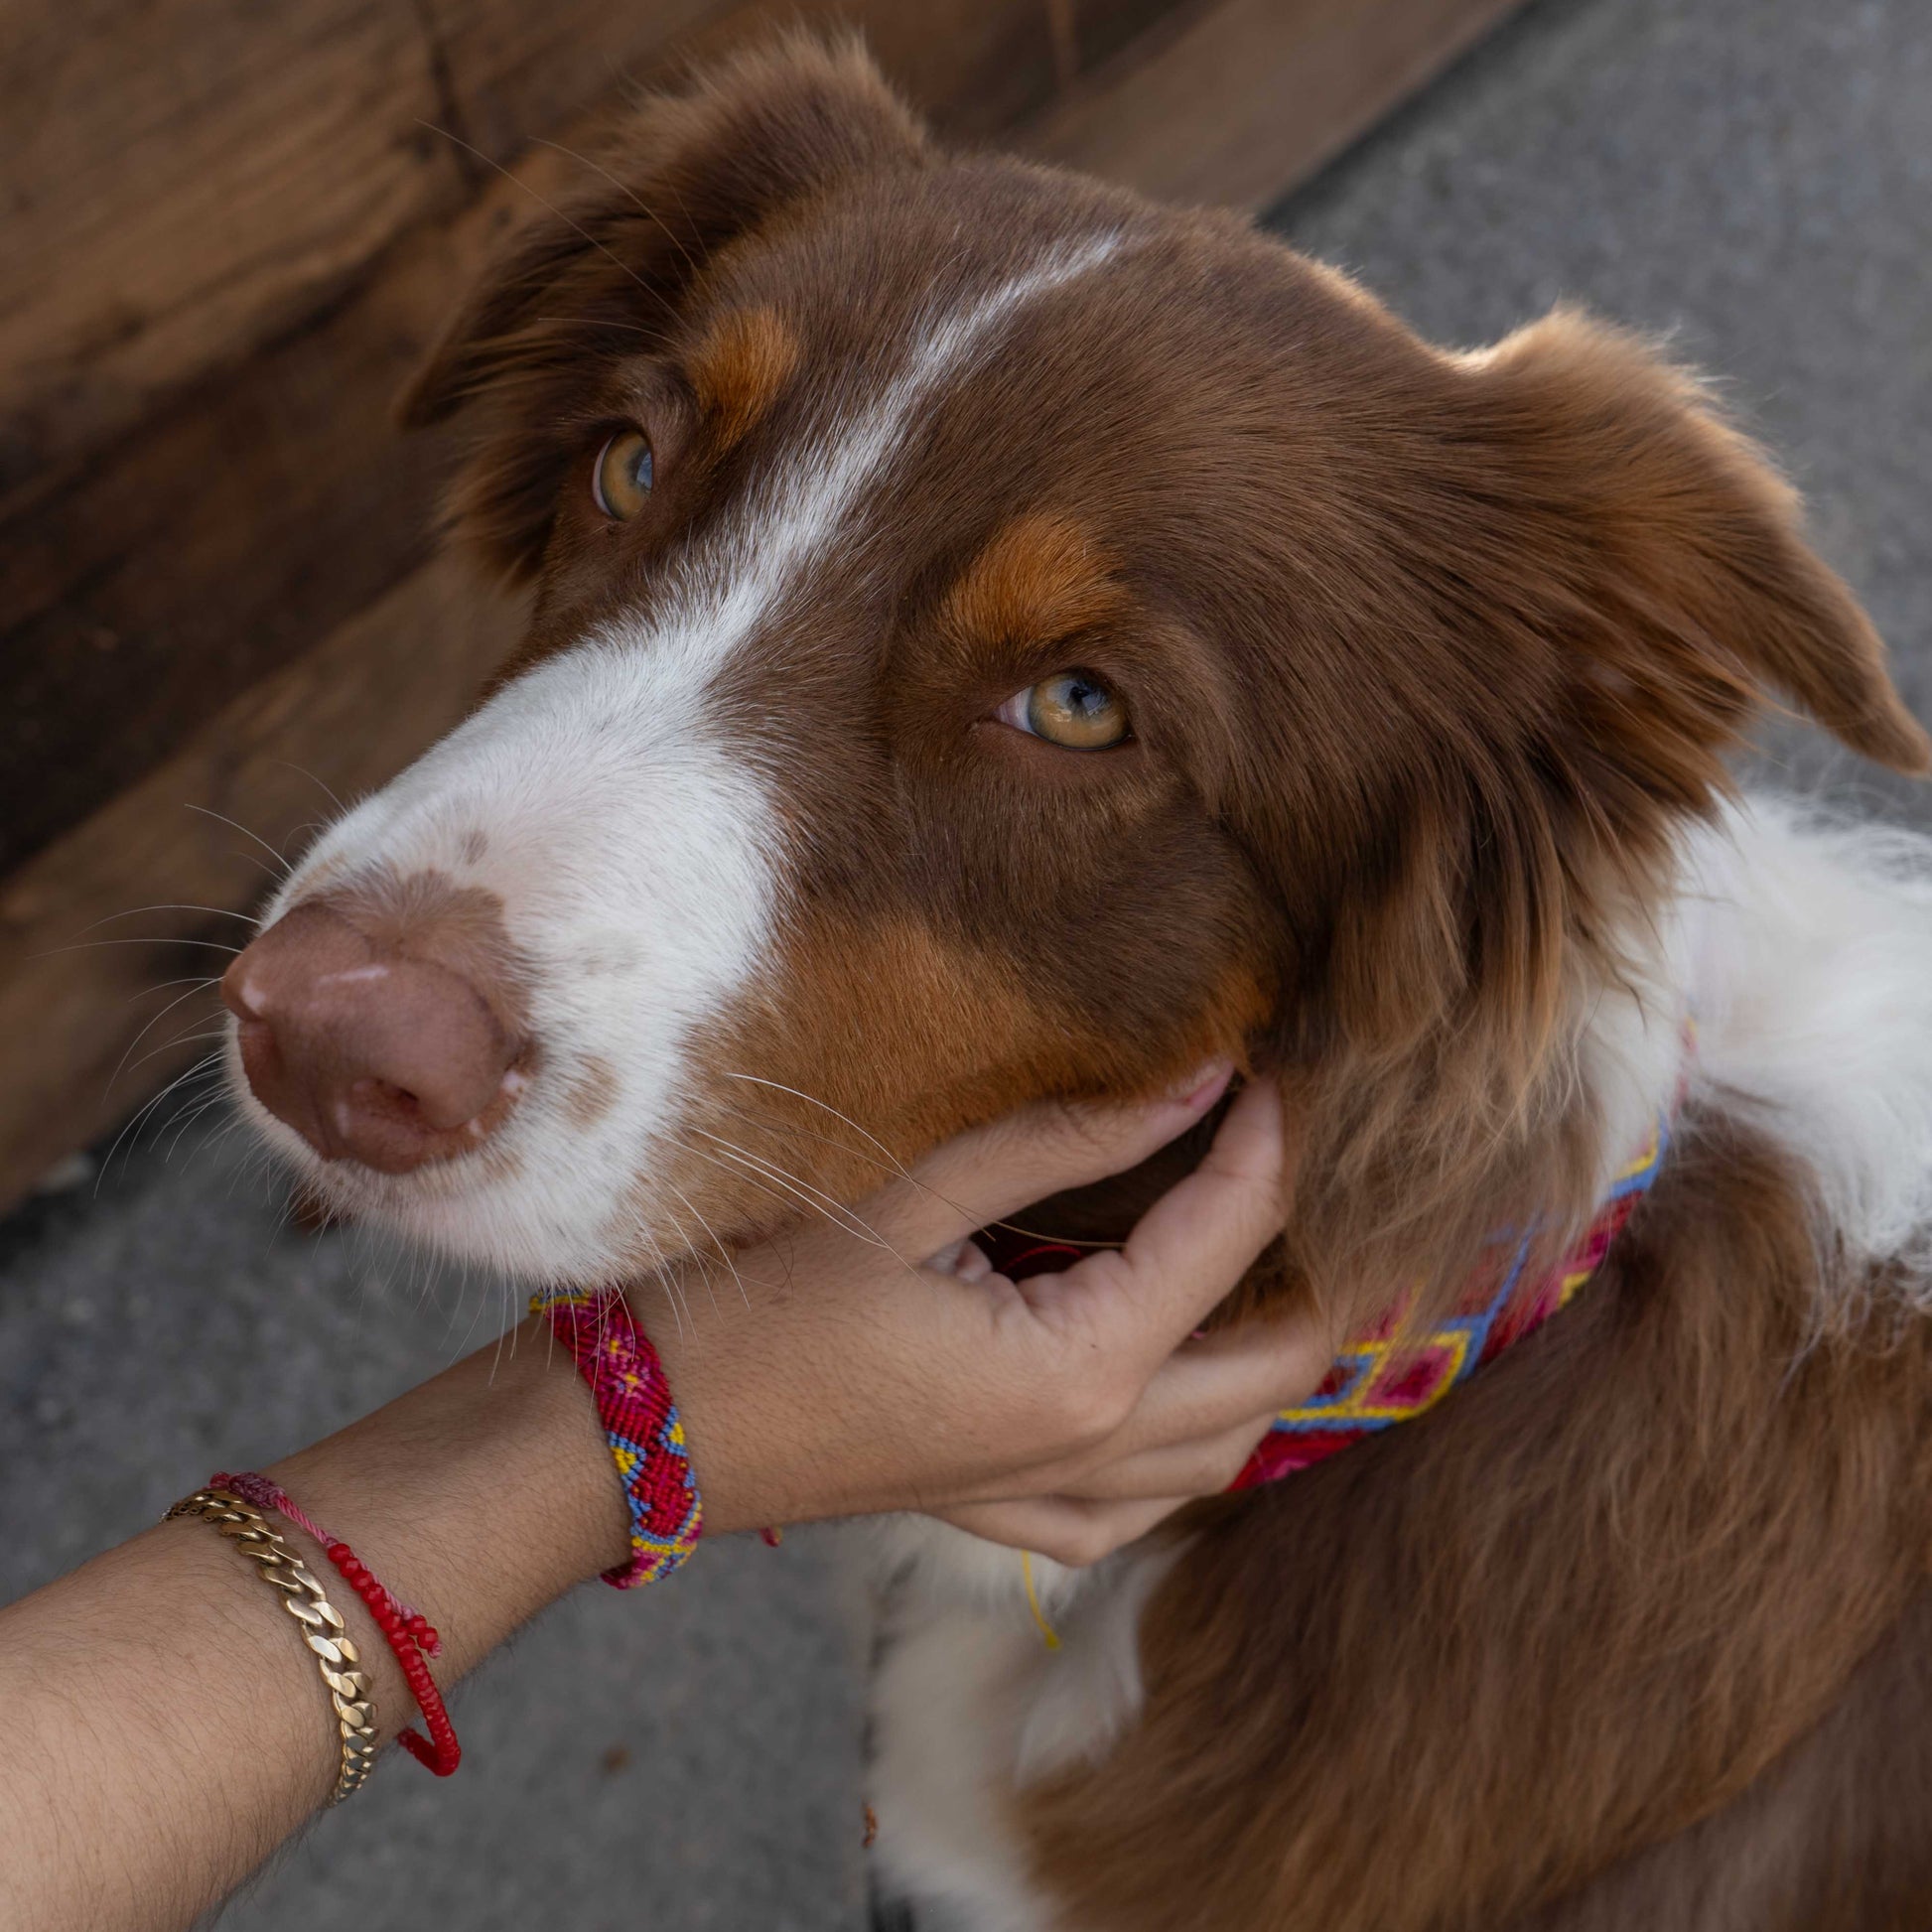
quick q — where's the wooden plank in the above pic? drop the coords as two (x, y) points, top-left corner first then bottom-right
(428, 0), (1180, 182)
(1021, 0), (1525, 211)
(0, 162), (581, 880)
(0, 0), (747, 504)
(0, 558), (525, 1210)
(0, 0), (1135, 520)
(0, 0), (461, 505)
(426, 0), (725, 164)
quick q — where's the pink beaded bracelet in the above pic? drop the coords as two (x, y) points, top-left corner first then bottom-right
(534, 1286), (704, 1588)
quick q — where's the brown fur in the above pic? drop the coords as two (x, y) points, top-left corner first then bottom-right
(393, 37), (1932, 1928)
(1027, 1115), (1932, 1927)
(613, 912), (1270, 1270)
(1524, 1583), (1932, 1931)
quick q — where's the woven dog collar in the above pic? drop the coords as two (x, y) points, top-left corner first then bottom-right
(980, 1068), (1686, 1491)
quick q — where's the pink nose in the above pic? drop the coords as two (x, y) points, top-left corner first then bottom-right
(222, 897), (524, 1173)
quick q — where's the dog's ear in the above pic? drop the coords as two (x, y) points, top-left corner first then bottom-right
(1306, 312), (1931, 1049)
(398, 34), (930, 575)
(1465, 309), (1929, 779)
(1261, 311), (1927, 1156)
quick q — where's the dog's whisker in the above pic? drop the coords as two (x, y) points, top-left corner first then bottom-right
(709, 1074), (996, 1233)
(704, 1093), (1043, 1256)
(609, 1206), (693, 1341)
(663, 1180), (753, 1311)
(184, 1110), (249, 1182)
(122, 1027), (231, 1080)
(707, 1094), (906, 1177)
(447, 1257), (493, 1365)
(161, 1091), (229, 1163)
(77, 903), (261, 933)
(717, 1071), (910, 1175)
(655, 1204), (722, 1320)
(685, 1129), (897, 1249)
(183, 802), (294, 876)
(667, 1140), (936, 1297)
(686, 1136), (943, 1297)
(415, 120), (679, 325)
(273, 759), (346, 817)
(664, 1140), (812, 1232)
(530, 315), (662, 336)
(122, 973), (221, 1008)
(94, 1052), (224, 1195)
(103, 978), (226, 1102)
(35, 936), (246, 961)
(529, 137), (701, 279)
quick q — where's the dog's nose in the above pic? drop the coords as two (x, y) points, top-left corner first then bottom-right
(222, 897), (523, 1173)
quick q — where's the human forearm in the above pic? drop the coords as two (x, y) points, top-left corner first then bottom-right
(1, 1075), (1310, 1932)
(0, 1319), (625, 1932)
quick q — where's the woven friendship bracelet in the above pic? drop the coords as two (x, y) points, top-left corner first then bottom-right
(165, 1487), (378, 1803)
(534, 1286), (704, 1588)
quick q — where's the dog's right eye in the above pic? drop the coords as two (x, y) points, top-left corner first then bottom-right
(592, 430), (654, 519)
(993, 670), (1132, 751)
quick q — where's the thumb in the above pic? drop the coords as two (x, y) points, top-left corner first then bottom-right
(867, 1061), (1235, 1259)
(1042, 1072), (1294, 1368)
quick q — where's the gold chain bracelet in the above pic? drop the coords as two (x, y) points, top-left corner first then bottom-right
(165, 1486), (378, 1804)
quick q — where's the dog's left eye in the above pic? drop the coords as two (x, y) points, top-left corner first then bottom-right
(592, 430), (654, 519)
(993, 671), (1131, 751)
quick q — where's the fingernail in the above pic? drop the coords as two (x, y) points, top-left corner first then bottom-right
(1166, 1059), (1234, 1112)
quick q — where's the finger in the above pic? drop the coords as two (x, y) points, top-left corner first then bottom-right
(1042, 1413), (1279, 1502)
(1039, 1076), (1293, 1369)
(931, 1494), (1194, 1569)
(1100, 1311), (1333, 1459)
(867, 1061), (1235, 1256)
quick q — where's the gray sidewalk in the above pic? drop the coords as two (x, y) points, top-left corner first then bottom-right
(3, 0), (1927, 1924)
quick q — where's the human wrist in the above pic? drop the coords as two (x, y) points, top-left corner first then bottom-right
(643, 1315), (799, 1535)
(258, 1317), (629, 1715)
(649, 1293), (919, 1534)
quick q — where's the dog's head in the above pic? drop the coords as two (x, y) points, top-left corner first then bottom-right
(222, 38), (1926, 1295)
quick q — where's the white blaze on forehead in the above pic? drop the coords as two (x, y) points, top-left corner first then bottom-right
(628, 228), (1127, 696)
(251, 233), (1125, 1280)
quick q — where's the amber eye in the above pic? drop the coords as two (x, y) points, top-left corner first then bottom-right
(993, 670), (1131, 751)
(592, 429), (654, 519)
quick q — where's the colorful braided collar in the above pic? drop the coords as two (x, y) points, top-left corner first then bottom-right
(1231, 1106), (1672, 1486)
(983, 1094), (1679, 1492)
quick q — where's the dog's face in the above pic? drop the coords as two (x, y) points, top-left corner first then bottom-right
(223, 41), (1925, 1289)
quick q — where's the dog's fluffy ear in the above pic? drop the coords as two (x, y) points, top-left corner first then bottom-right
(1259, 310), (1926, 1172)
(1310, 312), (1932, 1050)
(398, 34), (929, 574)
(1467, 310), (1929, 777)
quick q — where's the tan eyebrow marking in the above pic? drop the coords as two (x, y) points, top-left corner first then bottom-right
(943, 511), (1127, 645)
(687, 308), (800, 450)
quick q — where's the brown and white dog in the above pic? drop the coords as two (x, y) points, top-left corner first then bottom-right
(219, 39), (1932, 1930)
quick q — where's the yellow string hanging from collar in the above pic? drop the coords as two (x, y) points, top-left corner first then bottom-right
(1021, 1550), (1061, 1650)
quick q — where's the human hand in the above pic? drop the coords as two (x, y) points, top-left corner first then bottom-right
(652, 1067), (1335, 1564)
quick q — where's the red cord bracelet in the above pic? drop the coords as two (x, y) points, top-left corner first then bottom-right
(212, 1471), (462, 1777)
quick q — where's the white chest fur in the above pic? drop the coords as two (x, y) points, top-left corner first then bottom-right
(864, 1519), (1178, 1931)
